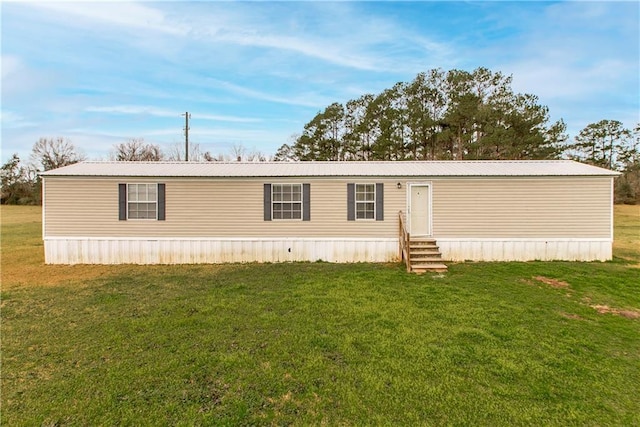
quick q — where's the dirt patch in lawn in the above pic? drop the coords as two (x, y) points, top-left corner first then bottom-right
(534, 276), (570, 288)
(560, 312), (585, 320)
(590, 304), (640, 320)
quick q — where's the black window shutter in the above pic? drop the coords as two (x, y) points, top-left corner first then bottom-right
(264, 183), (272, 221)
(157, 183), (166, 221)
(118, 183), (127, 221)
(302, 183), (311, 221)
(376, 183), (384, 221)
(347, 183), (355, 221)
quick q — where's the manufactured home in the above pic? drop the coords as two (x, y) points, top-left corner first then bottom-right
(41, 160), (618, 271)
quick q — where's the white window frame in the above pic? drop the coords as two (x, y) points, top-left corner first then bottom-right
(127, 183), (158, 220)
(355, 183), (376, 220)
(272, 183), (303, 221)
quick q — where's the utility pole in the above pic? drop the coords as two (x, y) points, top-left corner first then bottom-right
(182, 112), (191, 161)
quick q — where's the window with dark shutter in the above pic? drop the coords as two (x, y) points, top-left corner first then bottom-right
(157, 183), (166, 221)
(264, 183), (272, 221)
(266, 183), (310, 221)
(119, 183), (127, 220)
(302, 183), (311, 221)
(347, 183), (355, 221)
(348, 183), (384, 221)
(119, 183), (165, 221)
(375, 183), (384, 221)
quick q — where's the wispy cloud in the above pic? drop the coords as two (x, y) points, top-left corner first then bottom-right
(182, 2), (388, 71)
(202, 79), (334, 108)
(21, 1), (450, 74)
(210, 32), (381, 72)
(0, 110), (37, 129)
(85, 105), (263, 123)
(508, 59), (634, 100)
(1, 55), (21, 79)
(26, 2), (188, 36)
(1, 54), (56, 98)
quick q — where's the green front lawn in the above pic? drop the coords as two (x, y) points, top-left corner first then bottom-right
(2, 206), (639, 425)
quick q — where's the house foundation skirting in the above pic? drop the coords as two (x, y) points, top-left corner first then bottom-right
(43, 237), (399, 265)
(44, 237), (612, 265)
(436, 238), (612, 262)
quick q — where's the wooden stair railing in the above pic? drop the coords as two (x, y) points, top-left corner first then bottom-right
(398, 211), (411, 272)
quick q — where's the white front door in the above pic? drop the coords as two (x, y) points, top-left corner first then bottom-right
(409, 184), (431, 236)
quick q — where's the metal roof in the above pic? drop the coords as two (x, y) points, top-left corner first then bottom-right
(40, 160), (619, 178)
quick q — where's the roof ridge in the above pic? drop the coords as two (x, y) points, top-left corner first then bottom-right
(77, 159), (576, 165)
(41, 159), (619, 177)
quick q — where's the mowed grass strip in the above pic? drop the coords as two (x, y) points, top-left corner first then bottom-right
(1, 206), (639, 425)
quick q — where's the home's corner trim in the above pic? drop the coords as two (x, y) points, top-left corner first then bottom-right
(41, 178), (46, 239)
(611, 177), (615, 241)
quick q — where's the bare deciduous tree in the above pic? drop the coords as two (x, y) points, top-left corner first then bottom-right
(246, 149), (270, 162)
(166, 142), (203, 161)
(230, 144), (246, 161)
(30, 137), (86, 171)
(111, 138), (163, 161)
(226, 144), (270, 162)
(203, 151), (227, 162)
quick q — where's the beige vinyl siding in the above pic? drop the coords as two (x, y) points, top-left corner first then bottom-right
(432, 177), (612, 238)
(44, 175), (613, 240)
(43, 177), (405, 238)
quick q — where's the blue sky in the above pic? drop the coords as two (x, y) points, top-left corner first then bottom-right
(2, 1), (638, 163)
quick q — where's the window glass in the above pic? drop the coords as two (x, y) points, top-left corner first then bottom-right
(128, 184), (158, 219)
(272, 184), (302, 220)
(355, 183), (375, 219)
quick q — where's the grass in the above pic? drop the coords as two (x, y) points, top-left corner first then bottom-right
(1, 205), (639, 425)
(614, 204), (640, 263)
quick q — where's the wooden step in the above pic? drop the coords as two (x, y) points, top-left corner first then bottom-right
(410, 246), (439, 252)
(410, 256), (444, 263)
(410, 249), (442, 255)
(411, 263), (448, 274)
(412, 253), (440, 259)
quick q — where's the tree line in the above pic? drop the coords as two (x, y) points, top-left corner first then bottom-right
(2, 67), (639, 204)
(0, 138), (270, 205)
(273, 68), (638, 203)
(110, 139), (270, 162)
(275, 68), (569, 162)
(1, 137), (86, 205)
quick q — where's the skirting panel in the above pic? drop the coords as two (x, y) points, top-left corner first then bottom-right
(44, 238), (399, 265)
(437, 239), (612, 262)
